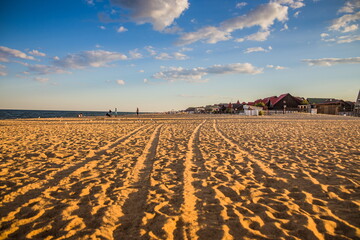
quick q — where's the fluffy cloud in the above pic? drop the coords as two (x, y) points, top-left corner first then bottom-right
(267, 64), (287, 70)
(302, 57), (360, 66)
(178, 26), (232, 45)
(329, 12), (360, 32)
(244, 46), (272, 53)
(320, 33), (329, 38)
(129, 49), (143, 59)
(0, 46), (35, 62)
(221, 3), (288, 31)
(236, 30), (271, 42)
(26, 50), (127, 75)
(155, 52), (189, 60)
(236, 2), (247, 8)
(54, 50), (127, 69)
(270, 0), (305, 9)
(28, 50), (46, 57)
(116, 79), (125, 85)
(322, 1), (360, 44)
(117, 26), (128, 33)
(152, 63), (263, 82)
(110, 0), (189, 31)
(28, 64), (69, 75)
(337, 34), (360, 43)
(338, 0), (360, 13)
(320, 32), (360, 44)
(144, 46), (157, 56)
(177, 3), (289, 45)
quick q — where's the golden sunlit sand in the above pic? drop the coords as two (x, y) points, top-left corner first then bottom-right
(0, 114), (359, 240)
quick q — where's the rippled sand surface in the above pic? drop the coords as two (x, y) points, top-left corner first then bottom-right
(0, 114), (359, 239)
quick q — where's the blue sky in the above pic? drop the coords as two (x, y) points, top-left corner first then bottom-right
(0, 0), (359, 112)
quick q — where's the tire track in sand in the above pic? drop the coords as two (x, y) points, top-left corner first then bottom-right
(213, 120), (275, 177)
(0, 124), (149, 231)
(93, 124), (163, 240)
(181, 120), (206, 240)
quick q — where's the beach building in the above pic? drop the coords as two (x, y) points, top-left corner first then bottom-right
(316, 100), (354, 115)
(354, 90), (360, 116)
(251, 93), (302, 111)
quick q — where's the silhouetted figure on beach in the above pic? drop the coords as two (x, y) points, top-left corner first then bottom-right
(106, 110), (112, 117)
(136, 107), (139, 116)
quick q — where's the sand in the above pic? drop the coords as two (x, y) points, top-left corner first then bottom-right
(0, 113), (359, 240)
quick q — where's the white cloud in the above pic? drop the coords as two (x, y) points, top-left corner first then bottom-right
(237, 30), (271, 42)
(302, 57), (360, 66)
(110, 0), (189, 31)
(144, 46), (157, 56)
(294, 11), (301, 17)
(244, 46), (272, 53)
(162, 25), (183, 34)
(173, 52), (188, 60)
(152, 63), (263, 83)
(100, 26), (106, 30)
(281, 23), (289, 31)
(129, 49), (143, 59)
(34, 77), (49, 83)
(177, 26), (232, 45)
(320, 31), (360, 44)
(267, 64), (287, 70)
(270, 0), (305, 9)
(116, 79), (125, 85)
(154, 52), (188, 60)
(28, 50), (46, 57)
(139, 69), (144, 73)
(343, 24), (359, 32)
(0, 71), (7, 76)
(117, 26), (128, 33)
(329, 12), (360, 33)
(26, 50), (128, 76)
(320, 33), (329, 38)
(179, 47), (193, 52)
(177, 3), (289, 45)
(337, 34), (360, 43)
(155, 53), (172, 60)
(86, 0), (94, 5)
(0, 46), (35, 62)
(0, 64), (6, 69)
(54, 50), (127, 69)
(95, 44), (102, 48)
(338, 0), (360, 13)
(28, 64), (70, 75)
(236, 2), (247, 8)
(143, 78), (148, 83)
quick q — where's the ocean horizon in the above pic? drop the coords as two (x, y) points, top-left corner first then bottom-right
(0, 109), (136, 120)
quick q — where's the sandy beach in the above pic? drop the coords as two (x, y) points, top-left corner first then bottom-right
(0, 113), (359, 240)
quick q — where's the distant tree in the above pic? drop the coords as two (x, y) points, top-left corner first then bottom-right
(255, 102), (266, 108)
(301, 99), (309, 105)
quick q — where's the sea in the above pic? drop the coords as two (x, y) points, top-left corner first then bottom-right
(0, 109), (135, 120)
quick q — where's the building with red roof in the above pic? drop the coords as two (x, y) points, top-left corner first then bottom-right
(251, 93), (302, 110)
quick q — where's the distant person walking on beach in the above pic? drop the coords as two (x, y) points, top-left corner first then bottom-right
(136, 107), (139, 116)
